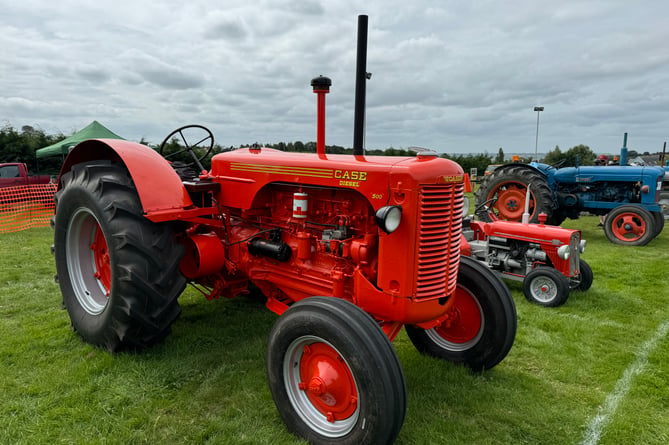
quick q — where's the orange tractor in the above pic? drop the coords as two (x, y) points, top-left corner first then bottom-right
(52, 16), (516, 444)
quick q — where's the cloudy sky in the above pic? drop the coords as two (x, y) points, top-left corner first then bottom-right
(2, 0), (668, 156)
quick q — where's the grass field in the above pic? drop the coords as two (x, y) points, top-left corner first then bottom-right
(1, 217), (668, 444)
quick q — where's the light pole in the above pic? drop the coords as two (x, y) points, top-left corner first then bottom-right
(534, 106), (544, 160)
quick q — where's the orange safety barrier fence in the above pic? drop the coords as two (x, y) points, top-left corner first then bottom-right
(0, 184), (57, 233)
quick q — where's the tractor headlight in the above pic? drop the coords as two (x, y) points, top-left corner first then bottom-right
(462, 197), (470, 217)
(557, 244), (571, 260)
(579, 240), (586, 253)
(376, 205), (402, 234)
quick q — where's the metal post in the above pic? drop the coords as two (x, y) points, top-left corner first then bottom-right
(534, 106), (543, 159)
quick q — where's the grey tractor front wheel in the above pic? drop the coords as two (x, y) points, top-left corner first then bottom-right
(54, 161), (186, 351)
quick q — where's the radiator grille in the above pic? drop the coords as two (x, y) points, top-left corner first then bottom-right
(414, 184), (464, 301)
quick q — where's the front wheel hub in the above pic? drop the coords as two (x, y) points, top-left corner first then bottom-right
(299, 343), (358, 422)
(429, 287), (484, 351)
(283, 335), (360, 437)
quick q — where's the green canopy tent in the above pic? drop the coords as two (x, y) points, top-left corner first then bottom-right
(36, 120), (125, 159)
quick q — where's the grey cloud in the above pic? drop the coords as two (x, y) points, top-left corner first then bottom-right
(203, 13), (248, 41)
(2, 0), (669, 153)
(75, 65), (111, 83)
(118, 49), (205, 89)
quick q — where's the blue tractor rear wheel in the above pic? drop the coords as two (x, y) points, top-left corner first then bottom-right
(475, 165), (563, 225)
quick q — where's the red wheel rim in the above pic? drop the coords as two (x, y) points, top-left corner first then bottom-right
(90, 222), (111, 295)
(434, 286), (482, 345)
(298, 342), (358, 422)
(610, 212), (647, 242)
(488, 182), (534, 221)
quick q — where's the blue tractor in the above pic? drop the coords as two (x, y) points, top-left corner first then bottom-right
(475, 135), (665, 246)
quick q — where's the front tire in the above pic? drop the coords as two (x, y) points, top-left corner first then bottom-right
(266, 297), (407, 445)
(405, 256), (517, 372)
(523, 267), (570, 307)
(54, 161), (186, 351)
(603, 205), (656, 246)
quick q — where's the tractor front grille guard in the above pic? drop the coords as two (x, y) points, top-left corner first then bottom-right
(414, 183), (464, 301)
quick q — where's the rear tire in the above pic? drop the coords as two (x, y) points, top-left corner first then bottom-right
(475, 165), (561, 225)
(54, 161), (186, 351)
(266, 297), (407, 445)
(523, 267), (570, 307)
(405, 256), (517, 372)
(603, 205), (656, 246)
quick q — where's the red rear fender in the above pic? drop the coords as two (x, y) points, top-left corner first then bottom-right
(59, 139), (192, 215)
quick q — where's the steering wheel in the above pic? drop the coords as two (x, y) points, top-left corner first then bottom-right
(474, 197), (498, 219)
(159, 124), (214, 171)
(551, 159), (566, 169)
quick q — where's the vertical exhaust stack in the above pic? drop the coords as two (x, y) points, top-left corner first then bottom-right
(620, 132), (628, 166)
(353, 14), (369, 156)
(311, 75), (332, 158)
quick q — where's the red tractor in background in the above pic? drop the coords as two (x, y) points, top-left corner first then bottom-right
(461, 197), (592, 307)
(52, 17), (517, 444)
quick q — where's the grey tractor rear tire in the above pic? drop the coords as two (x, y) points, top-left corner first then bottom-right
(54, 161), (186, 351)
(659, 192), (669, 221)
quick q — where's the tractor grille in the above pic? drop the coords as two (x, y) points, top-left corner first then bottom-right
(569, 232), (580, 276)
(414, 184), (464, 301)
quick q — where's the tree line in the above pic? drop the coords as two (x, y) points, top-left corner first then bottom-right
(0, 125), (66, 175)
(2, 124), (606, 177)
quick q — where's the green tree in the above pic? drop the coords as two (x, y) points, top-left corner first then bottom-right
(495, 147), (505, 164)
(441, 152), (494, 175)
(542, 145), (563, 165)
(565, 144), (596, 166)
(0, 124), (65, 175)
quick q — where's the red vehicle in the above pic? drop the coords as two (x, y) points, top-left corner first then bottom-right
(52, 17), (516, 444)
(0, 163), (52, 188)
(461, 210), (593, 307)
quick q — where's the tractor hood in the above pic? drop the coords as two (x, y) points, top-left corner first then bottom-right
(210, 147), (464, 210)
(553, 165), (665, 184)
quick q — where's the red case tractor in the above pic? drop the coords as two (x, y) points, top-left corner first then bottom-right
(52, 16), (517, 445)
(461, 202), (593, 307)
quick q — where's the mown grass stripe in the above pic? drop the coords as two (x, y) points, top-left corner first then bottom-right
(580, 320), (669, 445)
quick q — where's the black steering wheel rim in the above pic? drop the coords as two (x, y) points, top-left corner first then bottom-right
(159, 124), (214, 169)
